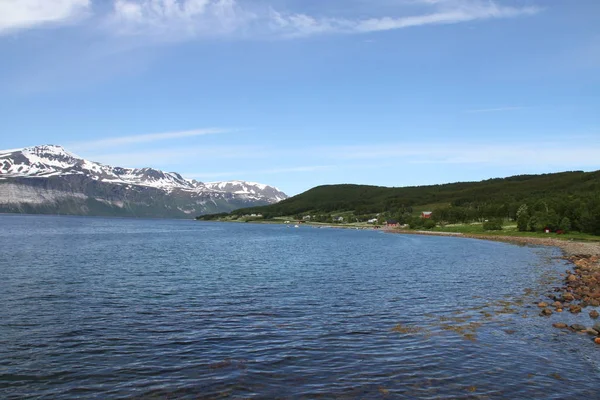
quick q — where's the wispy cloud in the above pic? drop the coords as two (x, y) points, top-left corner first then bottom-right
(81, 144), (268, 167)
(108, 0), (257, 40)
(270, 1), (539, 38)
(69, 128), (229, 151)
(1, 0), (540, 40)
(0, 0), (90, 35)
(106, 0), (540, 41)
(323, 142), (600, 168)
(76, 137), (600, 175)
(187, 165), (334, 179)
(465, 106), (527, 113)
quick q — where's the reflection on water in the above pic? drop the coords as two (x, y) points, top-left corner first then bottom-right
(1, 215), (599, 399)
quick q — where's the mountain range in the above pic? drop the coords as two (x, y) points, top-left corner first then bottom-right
(0, 145), (287, 218)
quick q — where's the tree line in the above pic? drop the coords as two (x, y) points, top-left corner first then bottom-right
(198, 170), (600, 235)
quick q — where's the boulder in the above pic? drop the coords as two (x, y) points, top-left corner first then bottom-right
(552, 323), (567, 329)
(538, 302), (548, 308)
(569, 305), (582, 314)
(563, 293), (575, 302)
(570, 324), (587, 331)
(590, 310), (600, 319)
(540, 308), (553, 316)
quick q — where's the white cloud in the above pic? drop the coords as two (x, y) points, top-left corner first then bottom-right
(0, 0), (90, 34)
(106, 0), (540, 41)
(69, 128), (229, 151)
(0, 0), (542, 39)
(109, 0), (257, 39)
(0, 0), (542, 40)
(353, 5), (537, 33)
(269, 1), (539, 37)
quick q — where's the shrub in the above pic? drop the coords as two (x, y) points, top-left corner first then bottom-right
(483, 219), (503, 231)
(423, 219), (436, 230)
(408, 217), (424, 229)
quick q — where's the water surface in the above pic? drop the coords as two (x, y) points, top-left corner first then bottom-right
(1, 215), (599, 399)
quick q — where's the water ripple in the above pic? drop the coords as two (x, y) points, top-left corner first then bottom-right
(1, 215), (599, 398)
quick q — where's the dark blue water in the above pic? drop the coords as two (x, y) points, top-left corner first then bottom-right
(1, 215), (600, 399)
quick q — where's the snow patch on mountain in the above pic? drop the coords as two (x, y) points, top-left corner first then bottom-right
(205, 180), (287, 202)
(0, 145), (287, 204)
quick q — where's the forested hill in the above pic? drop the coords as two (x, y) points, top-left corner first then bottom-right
(199, 170), (600, 235)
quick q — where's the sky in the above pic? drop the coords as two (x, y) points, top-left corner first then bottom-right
(0, 0), (599, 195)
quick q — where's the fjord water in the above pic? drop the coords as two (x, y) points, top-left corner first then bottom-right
(2, 216), (600, 399)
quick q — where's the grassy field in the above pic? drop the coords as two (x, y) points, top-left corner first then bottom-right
(428, 223), (600, 242)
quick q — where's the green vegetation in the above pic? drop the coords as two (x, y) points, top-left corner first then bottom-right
(482, 219), (503, 231)
(197, 212), (230, 221)
(197, 170), (600, 236)
(429, 223), (600, 242)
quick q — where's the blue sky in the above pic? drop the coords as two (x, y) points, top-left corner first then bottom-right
(1, 0), (598, 195)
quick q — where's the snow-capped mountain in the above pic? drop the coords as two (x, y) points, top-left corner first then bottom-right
(204, 181), (288, 203)
(0, 145), (287, 218)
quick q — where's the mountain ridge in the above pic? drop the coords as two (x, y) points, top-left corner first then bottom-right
(0, 144), (287, 218)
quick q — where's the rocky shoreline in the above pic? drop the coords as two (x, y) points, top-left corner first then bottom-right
(392, 229), (600, 343)
(545, 253), (600, 342)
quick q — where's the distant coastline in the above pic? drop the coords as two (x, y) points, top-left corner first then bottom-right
(198, 217), (600, 250)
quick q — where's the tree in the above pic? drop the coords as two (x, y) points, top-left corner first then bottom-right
(559, 217), (571, 232)
(516, 204), (529, 232)
(528, 212), (545, 232)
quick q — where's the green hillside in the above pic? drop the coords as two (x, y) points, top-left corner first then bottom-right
(198, 170), (600, 235)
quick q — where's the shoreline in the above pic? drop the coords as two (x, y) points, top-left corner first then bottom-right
(386, 229), (600, 258)
(388, 228), (600, 337)
(204, 218), (600, 258)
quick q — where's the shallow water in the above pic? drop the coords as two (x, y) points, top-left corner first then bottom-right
(1, 215), (599, 399)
